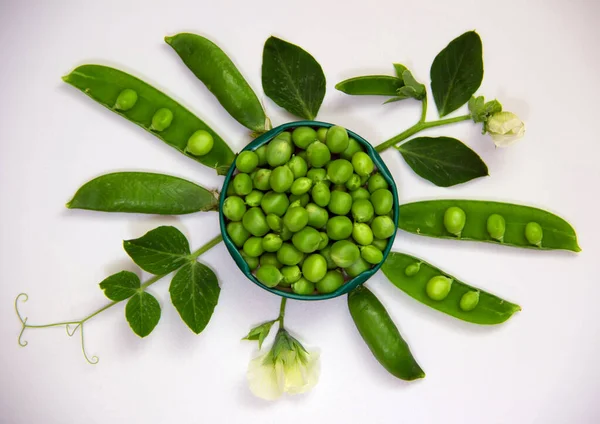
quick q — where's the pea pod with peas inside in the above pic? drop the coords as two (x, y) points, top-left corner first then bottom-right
(165, 33), (268, 133)
(62, 64), (235, 174)
(382, 252), (521, 325)
(398, 200), (580, 252)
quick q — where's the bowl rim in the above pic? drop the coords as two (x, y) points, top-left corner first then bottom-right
(219, 120), (399, 301)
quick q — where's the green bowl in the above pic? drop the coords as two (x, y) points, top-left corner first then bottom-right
(219, 121), (399, 301)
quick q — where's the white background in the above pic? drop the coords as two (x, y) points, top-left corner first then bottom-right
(1, 0), (599, 422)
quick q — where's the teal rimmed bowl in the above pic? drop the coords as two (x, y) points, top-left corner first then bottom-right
(219, 121), (399, 301)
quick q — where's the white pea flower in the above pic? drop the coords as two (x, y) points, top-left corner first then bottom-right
(247, 329), (320, 400)
(486, 111), (525, 147)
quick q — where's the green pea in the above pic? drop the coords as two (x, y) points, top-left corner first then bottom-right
(280, 265), (302, 286)
(331, 240), (360, 268)
(302, 254), (328, 283)
(236, 151), (259, 173)
(487, 214), (506, 242)
(345, 174), (362, 191)
(266, 213), (283, 232)
(328, 191), (353, 215)
(352, 199), (374, 223)
(283, 206), (309, 232)
(114, 88), (138, 111)
(226, 221), (250, 248)
(266, 137), (293, 167)
(292, 227), (322, 253)
(311, 182), (331, 207)
(243, 237), (264, 257)
(287, 155), (308, 179)
(260, 252), (283, 269)
(255, 145), (268, 166)
(241, 251), (259, 270)
(326, 125), (349, 153)
(292, 277), (315, 295)
(350, 187), (371, 202)
(280, 225), (293, 241)
(316, 127), (328, 143)
(253, 169), (272, 191)
(306, 141), (331, 168)
(444, 207), (466, 237)
(332, 184), (348, 192)
(326, 159), (353, 184)
(370, 189), (393, 215)
(289, 193), (310, 207)
(277, 243), (304, 266)
(183, 129), (214, 157)
(319, 245), (337, 269)
(404, 262), (421, 277)
(226, 182), (236, 197)
(306, 203), (329, 229)
(360, 174), (370, 185)
(459, 291), (480, 312)
(223, 196), (246, 221)
(316, 270), (344, 294)
(260, 191), (289, 216)
(326, 216), (353, 240)
(353, 223), (374, 246)
(351, 152), (374, 177)
(426, 276), (453, 301)
(151, 108), (174, 131)
(292, 126), (317, 149)
(340, 137), (364, 160)
(371, 216), (395, 239)
(307, 168), (327, 184)
(367, 173), (388, 193)
(242, 207), (269, 236)
(344, 257), (371, 278)
(318, 232), (329, 250)
(233, 173), (253, 196)
(361, 245), (383, 264)
(262, 233), (283, 252)
(290, 177), (313, 196)
(269, 166), (294, 193)
(256, 265), (282, 288)
(274, 131), (292, 144)
(245, 190), (263, 207)
(525, 222), (543, 246)
(371, 238), (388, 251)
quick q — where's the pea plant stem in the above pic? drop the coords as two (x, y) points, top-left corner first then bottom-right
(374, 98), (471, 153)
(277, 298), (287, 328)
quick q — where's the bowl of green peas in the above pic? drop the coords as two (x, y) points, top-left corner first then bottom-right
(219, 121), (399, 300)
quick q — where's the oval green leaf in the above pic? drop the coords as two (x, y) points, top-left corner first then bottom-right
(382, 252), (521, 325)
(262, 36), (326, 120)
(335, 75), (403, 96)
(62, 65), (235, 174)
(67, 172), (218, 214)
(431, 31), (483, 117)
(123, 226), (191, 275)
(397, 137), (488, 187)
(169, 262), (220, 334)
(165, 33), (266, 132)
(99, 271), (140, 301)
(398, 200), (581, 252)
(126, 291), (161, 337)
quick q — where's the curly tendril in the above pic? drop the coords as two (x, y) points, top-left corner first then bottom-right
(14, 293), (99, 365)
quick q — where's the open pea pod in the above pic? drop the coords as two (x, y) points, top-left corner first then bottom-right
(398, 200), (580, 252)
(63, 65), (235, 174)
(382, 252), (521, 325)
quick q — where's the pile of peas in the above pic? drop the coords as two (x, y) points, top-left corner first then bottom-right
(222, 125), (396, 295)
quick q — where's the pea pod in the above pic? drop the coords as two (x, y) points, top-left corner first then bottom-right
(347, 285), (425, 381)
(335, 76), (403, 96)
(165, 33), (267, 132)
(382, 252), (521, 325)
(62, 65), (235, 174)
(67, 172), (218, 214)
(398, 200), (580, 252)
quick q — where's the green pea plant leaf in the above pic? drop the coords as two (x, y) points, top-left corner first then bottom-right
(396, 136), (488, 187)
(99, 271), (140, 301)
(243, 319), (278, 349)
(262, 36), (326, 120)
(169, 262), (220, 334)
(126, 291), (162, 338)
(68, 172), (219, 214)
(124, 226), (192, 275)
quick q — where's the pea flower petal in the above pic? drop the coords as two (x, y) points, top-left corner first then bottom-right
(486, 111), (525, 147)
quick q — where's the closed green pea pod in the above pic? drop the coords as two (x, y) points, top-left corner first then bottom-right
(165, 33), (266, 132)
(348, 286), (425, 381)
(335, 75), (404, 96)
(487, 214), (506, 242)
